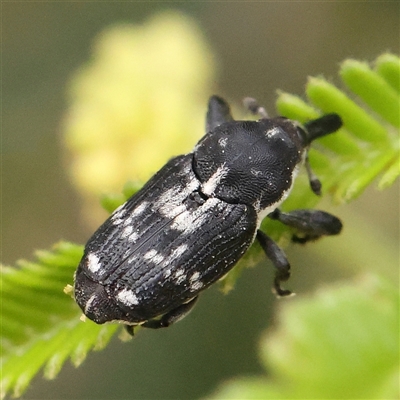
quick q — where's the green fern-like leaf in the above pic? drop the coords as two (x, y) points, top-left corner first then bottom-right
(0, 243), (119, 399)
(1, 53), (399, 399)
(220, 53), (399, 292)
(277, 56), (399, 202)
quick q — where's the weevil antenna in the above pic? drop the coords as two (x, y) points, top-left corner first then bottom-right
(243, 97), (269, 119)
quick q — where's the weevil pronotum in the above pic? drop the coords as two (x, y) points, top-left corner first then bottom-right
(74, 95), (343, 335)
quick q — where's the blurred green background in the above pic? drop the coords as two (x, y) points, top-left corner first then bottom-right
(3, 3), (399, 400)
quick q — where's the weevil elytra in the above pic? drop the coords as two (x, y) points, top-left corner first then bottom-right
(74, 95), (342, 334)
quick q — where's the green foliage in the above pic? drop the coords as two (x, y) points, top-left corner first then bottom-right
(209, 53), (399, 399)
(276, 54), (399, 203)
(208, 276), (399, 399)
(100, 180), (143, 214)
(0, 243), (119, 399)
(1, 52), (399, 399)
(221, 54), (399, 293)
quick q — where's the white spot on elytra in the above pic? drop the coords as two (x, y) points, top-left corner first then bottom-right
(117, 288), (139, 306)
(111, 204), (126, 225)
(143, 249), (164, 264)
(190, 271), (200, 282)
(189, 271), (204, 291)
(127, 254), (137, 264)
(84, 293), (97, 313)
(111, 204), (124, 217)
(121, 225), (133, 238)
(131, 201), (149, 217)
(164, 268), (172, 278)
(123, 216), (133, 227)
(190, 281), (204, 292)
(160, 203), (187, 220)
(128, 231), (139, 242)
(174, 268), (186, 284)
(164, 244), (188, 264)
(202, 164), (228, 196)
(153, 254), (165, 264)
(143, 249), (157, 260)
(155, 177), (199, 219)
(170, 212), (192, 232)
(86, 253), (101, 273)
(170, 198), (220, 233)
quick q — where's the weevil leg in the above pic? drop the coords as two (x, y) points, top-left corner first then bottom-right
(269, 208), (342, 244)
(304, 154), (322, 195)
(256, 230), (292, 297)
(142, 296), (199, 329)
(302, 114), (342, 194)
(206, 96), (234, 132)
(242, 97), (269, 118)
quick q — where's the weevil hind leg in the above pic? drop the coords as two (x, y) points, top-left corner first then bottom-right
(256, 230), (292, 297)
(142, 296), (199, 329)
(206, 96), (234, 132)
(269, 208), (342, 244)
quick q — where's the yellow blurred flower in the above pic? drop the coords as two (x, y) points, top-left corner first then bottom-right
(63, 12), (216, 226)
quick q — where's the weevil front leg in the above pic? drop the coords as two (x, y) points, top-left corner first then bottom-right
(269, 208), (342, 244)
(302, 113), (342, 195)
(256, 230), (292, 297)
(206, 96), (234, 132)
(304, 155), (322, 195)
(141, 296), (199, 330)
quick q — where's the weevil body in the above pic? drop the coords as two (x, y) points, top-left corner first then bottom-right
(74, 95), (343, 333)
